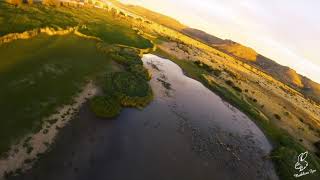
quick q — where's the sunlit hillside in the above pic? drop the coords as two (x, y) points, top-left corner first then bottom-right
(213, 41), (258, 61)
(109, 0), (187, 31)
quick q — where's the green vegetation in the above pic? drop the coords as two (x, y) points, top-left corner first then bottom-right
(154, 48), (320, 180)
(104, 47), (153, 108)
(1, 1), (318, 179)
(201, 76), (320, 180)
(0, 34), (113, 154)
(225, 80), (242, 93)
(0, 1), (152, 48)
(78, 22), (152, 49)
(194, 60), (222, 77)
(89, 96), (121, 118)
(129, 64), (151, 80)
(0, 1), (153, 156)
(89, 47), (153, 118)
(104, 72), (153, 108)
(110, 48), (142, 66)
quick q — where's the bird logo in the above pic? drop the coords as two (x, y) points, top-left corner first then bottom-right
(295, 151), (309, 172)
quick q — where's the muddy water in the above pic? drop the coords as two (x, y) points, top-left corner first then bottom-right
(10, 54), (278, 180)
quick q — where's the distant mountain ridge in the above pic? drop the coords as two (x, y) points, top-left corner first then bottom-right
(117, 2), (320, 103)
(182, 28), (226, 45)
(182, 28), (320, 103)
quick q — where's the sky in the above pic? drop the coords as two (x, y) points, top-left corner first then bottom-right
(120, 0), (320, 83)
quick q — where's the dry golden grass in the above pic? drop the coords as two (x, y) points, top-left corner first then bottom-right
(285, 69), (304, 88)
(6, 0), (22, 5)
(42, 0), (60, 6)
(214, 42), (258, 61)
(156, 39), (320, 152)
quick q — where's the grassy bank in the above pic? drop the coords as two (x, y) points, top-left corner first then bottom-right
(0, 1), (152, 48)
(154, 48), (320, 180)
(0, 1), (153, 156)
(90, 47), (153, 118)
(0, 34), (114, 155)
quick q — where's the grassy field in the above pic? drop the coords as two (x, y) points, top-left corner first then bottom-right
(0, 1), (152, 48)
(0, 1), (153, 156)
(154, 49), (320, 180)
(0, 34), (114, 154)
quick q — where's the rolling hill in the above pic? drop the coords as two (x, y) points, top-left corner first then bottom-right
(109, 0), (187, 31)
(140, 15), (319, 104)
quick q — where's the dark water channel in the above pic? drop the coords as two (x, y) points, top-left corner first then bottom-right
(10, 54), (278, 180)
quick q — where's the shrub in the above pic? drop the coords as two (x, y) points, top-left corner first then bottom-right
(104, 72), (153, 108)
(225, 80), (235, 86)
(89, 96), (121, 118)
(212, 69), (222, 77)
(274, 114), (281, 120)
(129, 64), (151, 80)
(233, 86), (242, 93)
(194, 60), (217, 74)
(223, 69), (237, 78)
(225, 80), (242, 92)
(111, 53), (142, 67)
(298, 117), (304, 123)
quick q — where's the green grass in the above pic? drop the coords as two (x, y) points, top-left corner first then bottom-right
(89, 47), (153, 118)
(79, 22), (152, 49)
(154, 48), (320, 180)
(0, 1), (152, 49)
(0, 1), (154, 156)
(0, 34), (115, 154)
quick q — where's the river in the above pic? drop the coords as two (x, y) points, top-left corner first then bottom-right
(9, 54), (278, 180)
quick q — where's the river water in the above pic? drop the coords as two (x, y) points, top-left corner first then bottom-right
(10, 54), (278, 180)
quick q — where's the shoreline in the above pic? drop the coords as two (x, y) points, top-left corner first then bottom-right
(7, 54), (278, 180)
(0, 81), (99, 179)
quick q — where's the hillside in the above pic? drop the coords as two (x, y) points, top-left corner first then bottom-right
(110, 0), (186, 31)
(114, 3), (320, 104)
(180, 28), (320, 104)
(213, 40), (258, 61)
(182, 28), (225, 44)
(252, 55), (320, 103)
